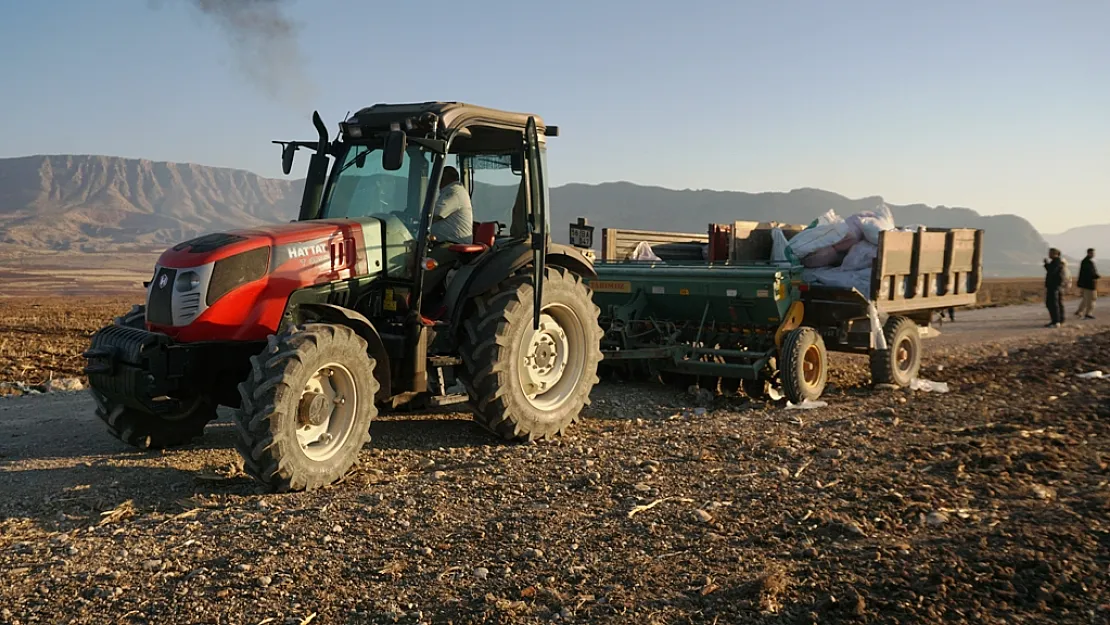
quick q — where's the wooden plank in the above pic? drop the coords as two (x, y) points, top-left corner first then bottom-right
(917, 232), (947, 273)
(601, 227), (710, 261)
(949, 229), (977, 272)
(729, 221), (806, 262)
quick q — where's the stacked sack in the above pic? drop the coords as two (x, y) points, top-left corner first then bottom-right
(777, 204), (896, 297)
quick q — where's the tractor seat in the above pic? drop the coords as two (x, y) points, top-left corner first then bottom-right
(446, 221), (498, 255)
(447, 243), (488, 254)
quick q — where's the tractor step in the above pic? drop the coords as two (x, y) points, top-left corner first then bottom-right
(428, 356), (463, 367)
(427, 393), (469, 407)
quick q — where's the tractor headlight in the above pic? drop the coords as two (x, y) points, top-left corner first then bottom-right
(175, 271), (201, 293)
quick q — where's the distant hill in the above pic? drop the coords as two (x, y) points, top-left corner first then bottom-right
(1046, 224), (1110, 262)
(1, 155), (1048, 276)
(0, 155), (300, 252)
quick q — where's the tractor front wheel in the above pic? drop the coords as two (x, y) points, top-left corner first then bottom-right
(235, 324), (378, 492)
(461, 267), (603, 440)
(93, 304), (216, 449)
(93, 391), (216, 450)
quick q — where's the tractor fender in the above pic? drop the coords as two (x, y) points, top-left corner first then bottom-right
(444, 241), (597, 329)
(296, 303), (391, 401)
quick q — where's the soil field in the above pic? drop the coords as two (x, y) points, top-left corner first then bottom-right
(975, 279), (1107, 309)
(0, 279), (1104, 387)
(1, 298), (1109, 623)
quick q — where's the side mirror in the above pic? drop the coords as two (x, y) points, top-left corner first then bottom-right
(510, 152), (524, 175)
(281, 144), (297, 175)
(382, 130), (407, 171)
(354, 149), (368, 169)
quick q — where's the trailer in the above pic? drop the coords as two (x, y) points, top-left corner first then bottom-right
(568, 220), (984, 404)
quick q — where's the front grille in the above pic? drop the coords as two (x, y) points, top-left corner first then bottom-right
(178, 292), (202, 323)
(147, 267), (177, 325)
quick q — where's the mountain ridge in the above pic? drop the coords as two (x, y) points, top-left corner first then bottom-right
(0, 154), (1051, 275)
(1045, 224), (1110, 262)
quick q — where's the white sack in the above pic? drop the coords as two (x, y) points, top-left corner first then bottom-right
(803, 267), (874, 299)
(840, 241), (878, 271)
(847, 204), (896, 245)
(631, 241), (662, 261)
(787, 210), (851, 258)
(770, 227), (790, 263)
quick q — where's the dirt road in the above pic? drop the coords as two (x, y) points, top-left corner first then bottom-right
(2, 307), (1109, 624)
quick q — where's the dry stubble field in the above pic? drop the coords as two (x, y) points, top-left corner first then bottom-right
(1, 288), (1109, 624)
(0, 279), (1103, 387)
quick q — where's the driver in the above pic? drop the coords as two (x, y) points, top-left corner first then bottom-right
(423, 166), (474, 299)
(430, 166), (472, 243)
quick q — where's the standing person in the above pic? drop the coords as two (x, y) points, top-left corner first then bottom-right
(1043, 248), (1067, 328)
(1075, 248), (1099, 319)
(946, 306), (955, 322)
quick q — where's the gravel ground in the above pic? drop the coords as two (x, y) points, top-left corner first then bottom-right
(1, 307), (1109, 624)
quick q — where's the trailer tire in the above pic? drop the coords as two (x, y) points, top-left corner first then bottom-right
(91, 305), (215, 449)
(461, 267), (603, 441)
(234, 324), (378, 492)
(869, 316), (921, 387)
(780, 327), (828, 404)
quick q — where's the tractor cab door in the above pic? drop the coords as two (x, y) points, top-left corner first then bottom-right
(523, 117), (548, 330)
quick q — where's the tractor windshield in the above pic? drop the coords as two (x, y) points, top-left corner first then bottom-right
(321, 144), (433, 229)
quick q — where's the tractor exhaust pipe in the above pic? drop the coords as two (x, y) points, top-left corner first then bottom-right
(312, 111), (328, 152)
(298, 111), (330, 221)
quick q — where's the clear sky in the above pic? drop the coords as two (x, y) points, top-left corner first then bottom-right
(1, 0), (1106, 232)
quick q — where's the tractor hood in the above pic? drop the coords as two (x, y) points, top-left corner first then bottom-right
(146, 218), (394, 339)
(157, 219), (365, 269)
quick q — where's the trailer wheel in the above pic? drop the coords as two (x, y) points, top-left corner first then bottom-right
(780, 327), (828, 404)
(235, 324), (378, 492)
(461, 267), (603, 441)
(870, 316), (921, 387)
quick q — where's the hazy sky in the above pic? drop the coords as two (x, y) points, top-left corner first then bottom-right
(1, 0), (1106, 232)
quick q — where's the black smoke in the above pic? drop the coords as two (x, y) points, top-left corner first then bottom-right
(184, 0), (313, 109)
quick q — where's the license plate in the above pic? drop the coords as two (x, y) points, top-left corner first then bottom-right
(569, 223), (594, 248)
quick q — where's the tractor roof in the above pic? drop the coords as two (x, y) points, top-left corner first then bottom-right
(348, 102), (549, 136)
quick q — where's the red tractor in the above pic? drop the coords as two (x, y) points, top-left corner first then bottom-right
(84, 103), (602, 491)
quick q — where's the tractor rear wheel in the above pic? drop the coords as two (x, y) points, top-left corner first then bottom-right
(235, 324), (378, 492)
(94, 305), (217, 449)
(461, 267), (603, 440)
(780, 327), (828, 404)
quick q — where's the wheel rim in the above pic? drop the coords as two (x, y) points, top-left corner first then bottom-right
(517, 304), (586, 411)
(802, 344), (822, 386)
(895, 337), (916, 374)
(296, 362), (357, 461)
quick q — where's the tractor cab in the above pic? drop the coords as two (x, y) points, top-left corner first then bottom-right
(281, 102), (557, 321)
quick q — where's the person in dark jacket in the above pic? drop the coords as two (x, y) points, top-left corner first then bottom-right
(1044, 248), (1067, 327)
(1075, 248), (1099, 319)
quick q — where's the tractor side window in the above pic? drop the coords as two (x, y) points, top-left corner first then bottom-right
(459, 154), (524, 235)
